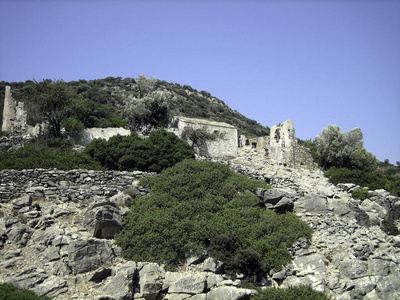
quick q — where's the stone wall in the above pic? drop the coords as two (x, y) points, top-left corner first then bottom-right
(0, 169), (152, 201)
(169, 116), (238, 159)
(72, 127), (132, 146)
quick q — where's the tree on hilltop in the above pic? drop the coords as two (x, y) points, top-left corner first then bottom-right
(25, 79), (76, 137)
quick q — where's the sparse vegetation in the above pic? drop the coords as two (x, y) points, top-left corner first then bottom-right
(251, 285), (330, 300)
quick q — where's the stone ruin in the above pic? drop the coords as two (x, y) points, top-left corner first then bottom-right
(240, 120), (316, 169)
(169, 116), (238, 159)
(2, 86), (27, 135)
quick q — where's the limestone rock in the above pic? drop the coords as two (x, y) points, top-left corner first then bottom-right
(294, 194), (327, 214)
(101, 262), (138, 300)
(81, 198), (123, 239)
(67, 238), (115, 274)
(32, 275), (68, 298)
(168, 273), (206, 295)
(206, 286), (254, 300)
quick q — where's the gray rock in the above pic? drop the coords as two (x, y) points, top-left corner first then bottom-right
(200, 257), (224, 273)
(207, 274), (224, 289)
(101, 262), (138, 300)
(11, 194), (32, 209)
(327, 197), (350, 216)
(294, 194), (327, 214)
(90, 267), (113, 283)
(32, 275), (68, 298)
(272, 197), (294, 213)
(67, 238), (115, 274)
(81, 198), (122, 239)
(168, 273), (206, 294)
(10, 268), (48, 289)
(376, 275), (400, 300)
(7, 223), (30, 247)
(137, 263), (164, 300)
(206, 286), (254, 300)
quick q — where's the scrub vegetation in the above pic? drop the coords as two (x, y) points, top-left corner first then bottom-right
(116, 159), (313, 282)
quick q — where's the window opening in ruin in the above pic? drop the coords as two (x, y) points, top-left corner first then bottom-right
(245, 139), (250, 146)
(274, 129), (281, 143)
(251, 142), (257, 148)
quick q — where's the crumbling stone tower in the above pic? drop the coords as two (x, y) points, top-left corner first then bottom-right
(270, 120), (295, 148)
(2, 86), (27, 134)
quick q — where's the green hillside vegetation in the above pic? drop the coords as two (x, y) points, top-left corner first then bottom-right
(84, 129), (195, 173)
(0, 137), (102, 170)
(116, 159), (313, 283)
(0, 76), (269, 137)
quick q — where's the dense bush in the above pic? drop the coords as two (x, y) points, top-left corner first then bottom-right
(251, 285), (330, 300)
(0, 137), (102, 170)
(116, 160), (312, 281)
(0, 283), (50, 300)
(84, 129), (195, 172)
(325, 167), (400, 196)
(351, 189), (371, 200)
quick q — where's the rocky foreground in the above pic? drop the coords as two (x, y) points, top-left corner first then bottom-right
(0, 148), (399, 299)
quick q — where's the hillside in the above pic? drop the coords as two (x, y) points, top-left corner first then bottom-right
(0, 76), (270, 138)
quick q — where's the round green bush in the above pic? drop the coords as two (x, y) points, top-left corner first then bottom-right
(116, 159), (312, 281)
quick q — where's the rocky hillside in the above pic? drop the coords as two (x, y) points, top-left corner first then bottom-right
(0, 147), (399, 299)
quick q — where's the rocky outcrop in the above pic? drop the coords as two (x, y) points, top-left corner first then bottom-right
(0, 147), (399, 299)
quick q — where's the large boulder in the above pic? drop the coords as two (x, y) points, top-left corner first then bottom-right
(294, 194), (327, 214)
(168, 273), (206, 295)
(81, 198), (122, 239)
(67, 238), (115, 274)
(101, 262), (138, 300)
(206, 286), (254, 300)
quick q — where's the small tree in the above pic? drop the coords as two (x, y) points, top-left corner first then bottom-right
(180, 126), (223, 154)
(122, 75), (173, 132)
(25, 79), (75, 137)
(315, 125), (376, 171)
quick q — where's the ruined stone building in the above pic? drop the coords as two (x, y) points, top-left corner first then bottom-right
(169, 116), (238, 159)
(2, 86), (27, 134)
(240, 120), (316, 169)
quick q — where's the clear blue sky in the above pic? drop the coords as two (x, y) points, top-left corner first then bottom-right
(1, 0), (399, 163)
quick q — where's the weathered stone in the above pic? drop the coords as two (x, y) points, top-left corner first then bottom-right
(11, 194), (32, 209)
(206, 286), (254, 300)
(101, 262), (137, 300)
(32, 275), (68, 298)
(67, 238), (115, 274)
(81, 198), (122, 239)
(294, 194), (327, 214)
(137, 263), (164, 300)
(10, 268), (48, 289)
(168, 273), (206, 295)
(200, 257), (224, 273)
(90, 267), (113, 283)
(272, 197), (294, 213)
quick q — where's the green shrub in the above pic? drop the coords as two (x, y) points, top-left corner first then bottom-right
(0, 139), (102, 170)
(251, 285), (330, 300)
(84, 129), (195, 172)
(61, 117), (85, 131)
(0, 283), (51, 300)
(116, 160), (312, 280)
(325, 167), (400, 196)
(352, 189), (370, 200)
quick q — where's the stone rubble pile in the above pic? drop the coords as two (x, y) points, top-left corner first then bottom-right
(0, 147), (399, 299)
